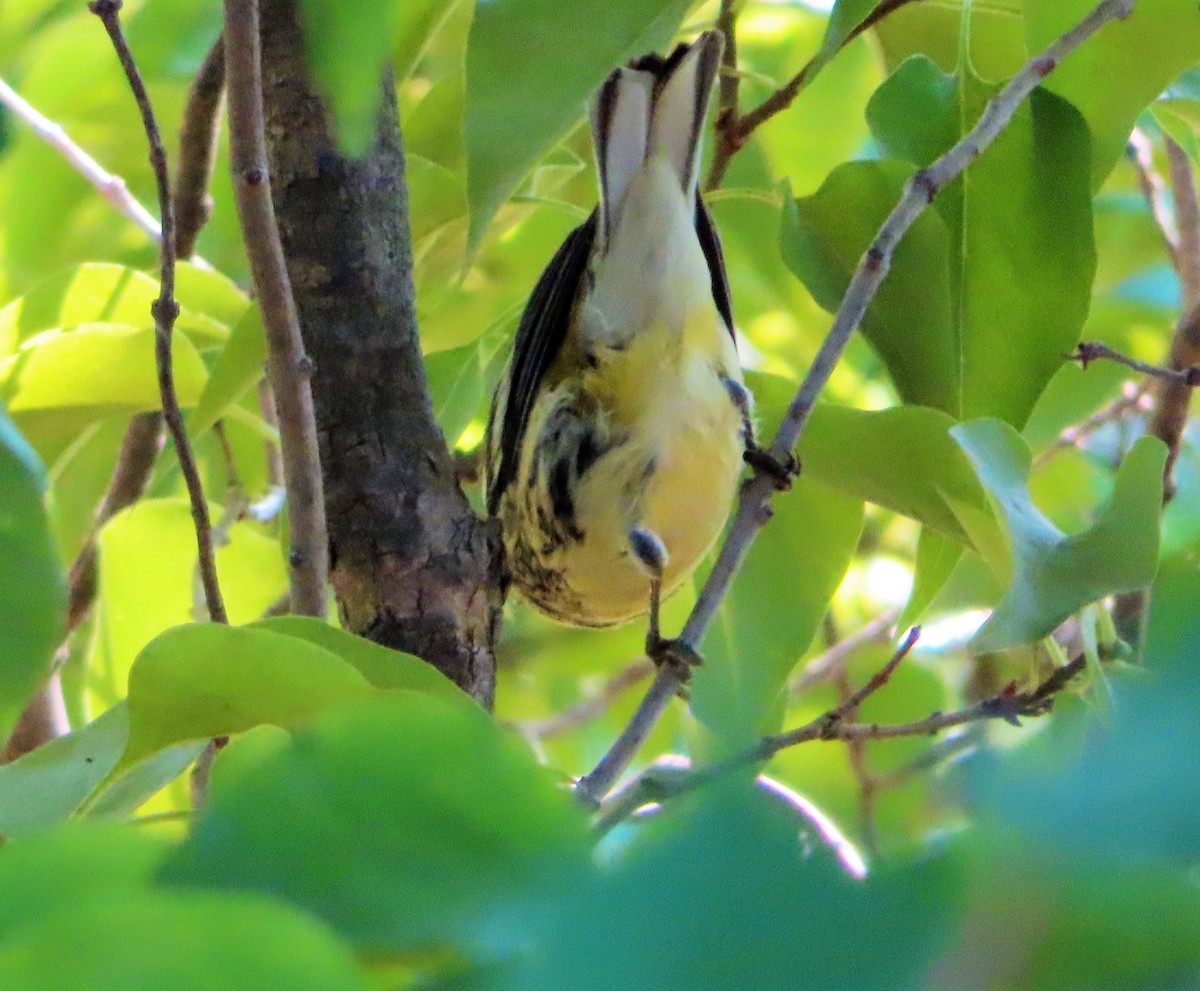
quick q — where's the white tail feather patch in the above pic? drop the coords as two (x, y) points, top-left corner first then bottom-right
(591, 67), (654, 249)
(647, 32), (722, 196)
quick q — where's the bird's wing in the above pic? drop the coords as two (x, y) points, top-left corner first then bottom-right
(696, 198), (735, 339)
(486, 211), (598, 516)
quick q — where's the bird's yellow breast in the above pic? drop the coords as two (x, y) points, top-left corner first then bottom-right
(499, 301), (743, 627)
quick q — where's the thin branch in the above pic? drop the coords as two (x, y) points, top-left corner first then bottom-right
(790, 609), (900, 695)
(223, 0), (329, 618)
(1068, 340), (1200, 386)
(0, 74), (160, 240)
(90, 0), (227, 626)
(519, 658), (655, 740)
(1128, 127), (1179, 265)
(814, 626), (920, 730)
(1032, 379), (1151, 469)
(1167, 134), (1200, 308)
(174, 37), (226, 258)
(578, 0), (1139, 806)
(834, 670), (880, 856)
(705, 0), (922, 190)
(595, 655), (1085, 831)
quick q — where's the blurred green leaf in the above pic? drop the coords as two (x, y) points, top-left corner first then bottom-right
(425, 321), (510, 444)
(395, 0), (463, 83)
(122, 624), (377, 765)
(160, 693), (591, 956)
(0, 824), (170, 939)
(0, 408), (64, 738)
(0, 890), (370, 991)
(492, 785), (962, 991)
(1026, 0), (1200, 186)
(297, 0), (398, 156)
(952, 419), (1165, 652)
(691, 478), (863, 744)
(248, 616), (462, 698)
(464, 0), (689, 248)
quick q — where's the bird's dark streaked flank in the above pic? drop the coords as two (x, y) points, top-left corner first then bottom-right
(485, 32), (752, 639)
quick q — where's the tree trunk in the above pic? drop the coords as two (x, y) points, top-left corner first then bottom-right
(256, 0), (499, 705)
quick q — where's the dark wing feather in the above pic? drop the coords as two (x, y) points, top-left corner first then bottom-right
(487, 211), (598, 515)
(695, 199), (735, 340)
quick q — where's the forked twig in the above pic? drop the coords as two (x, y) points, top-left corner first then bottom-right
(576, 0), (1139, 807)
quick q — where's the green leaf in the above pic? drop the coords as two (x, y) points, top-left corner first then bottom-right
(691, 478), (863, 744)
(900, 527), (963, 627)
(498, 785), (963, 991)
(464, 0), (690, 248)
(952, 419), (1165, 653)
(188, 303), (267, 439)
(0, 824), (171, 939)
(297, 0), (398, 156)
(90, 500), (288, 708)
(394, 0), (462, 83)
(781, 164), (956, 413)
(871, 0), (1027, 81)
(864, 57), (1095, 429)
(968, 563), (1200, 868)
(122, 624), (377, 765)
(160, 693), (592, 956)
(0, 408), (64, 738)
(795, 395), (1005, 560)
(425, 321), (510, 444)
(0, 263), (228, 359)
(0, 704), (127, 839)
(173, 262), (251, 327)
(1, 324), (207, 458)
(1026, 0), (1200, 186)
(248, 616), (462, 699)
(0, 891), (370, 991)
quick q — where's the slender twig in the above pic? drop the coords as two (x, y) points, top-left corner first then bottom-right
(90, 0), (227, 628)
(223, 0), (329, 618)
(1167, 135), (1200, 309)
(1128, 127), (1179, 265)
(1032, 380), (1151, 469)
(790, 609), (900, 695)
(814, 626), (920, 731)
(0, 74), (160, 239)
(577, 0), (1139, 807)
(61, 26), (226, 638)
(834, 670), (880, 855)
(595, 655), (1086, 830)
(1068, 340), (1200, 386)
(518, 659), (656, 740)
(705, 0), (922, 190)
(175, 37), (226, 258)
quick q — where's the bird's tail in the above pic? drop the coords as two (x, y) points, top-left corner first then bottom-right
(590, 31), (723, 249)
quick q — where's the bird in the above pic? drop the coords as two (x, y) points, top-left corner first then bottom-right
(484, 31), (792, 664)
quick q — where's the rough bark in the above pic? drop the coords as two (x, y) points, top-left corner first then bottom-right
(257, 0), (498, 704)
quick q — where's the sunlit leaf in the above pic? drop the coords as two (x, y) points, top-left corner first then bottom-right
(248, 616), (462, 698)
(188, 303), (267, 439)
(122, 624), (377, 765)
(952, 419), (1165, 652)
(1026, 0), (1200, 186)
